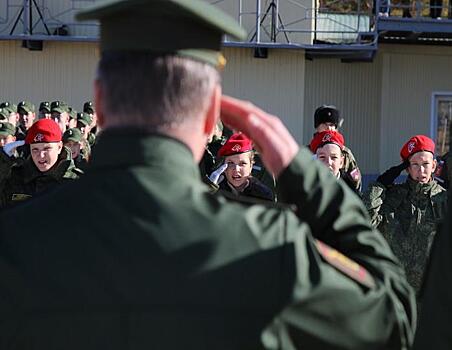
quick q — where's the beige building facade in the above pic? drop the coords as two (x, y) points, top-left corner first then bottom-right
(0, 40), (451, 185)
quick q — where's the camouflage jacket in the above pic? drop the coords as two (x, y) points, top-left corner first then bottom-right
(342, 146), (362, 192)
(0, 146), (82, 209)
(363, 178), (448, 293)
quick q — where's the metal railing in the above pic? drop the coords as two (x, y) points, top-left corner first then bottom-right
(0, 0), (449, 48)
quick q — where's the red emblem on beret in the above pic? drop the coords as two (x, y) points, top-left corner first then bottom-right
(310, 130), (345, 153)
(218, 133), (253, 157)
(25, 119), (62, 145)
(400, 135), (435, 161)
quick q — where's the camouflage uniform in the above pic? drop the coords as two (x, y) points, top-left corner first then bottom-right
(342, 145), (362, 192)
(363, 177), (448, 294)
(0, 146), (82, 209)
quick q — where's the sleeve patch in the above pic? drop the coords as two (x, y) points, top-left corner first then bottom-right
(315, 240), (376, 289)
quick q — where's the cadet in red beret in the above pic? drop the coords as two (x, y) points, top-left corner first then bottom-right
(0, 119), (82, 208)
(363, 135), (448, 298)
(208, 133), (274, 201)
(310, 130), (359, 194)
(312, 105), (362, 192)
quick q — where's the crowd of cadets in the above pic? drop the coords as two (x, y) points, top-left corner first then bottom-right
(0, 99), (450, 303)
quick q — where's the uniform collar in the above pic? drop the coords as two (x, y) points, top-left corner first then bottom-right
(406, 176), (438, 195)
(89, 128), (199, 178)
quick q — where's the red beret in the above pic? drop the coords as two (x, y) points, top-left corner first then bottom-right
(400, 135), (435, 161)
(25, 119), (62, 144)
(310, 130), (345, 153)
(218, 133), (253, 157)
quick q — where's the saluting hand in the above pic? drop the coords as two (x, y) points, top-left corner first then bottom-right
(220, 96), (299, 178)
(377, 162), (409, 186)
(3, 140), (25, 157)
(208, 163), (227, 185)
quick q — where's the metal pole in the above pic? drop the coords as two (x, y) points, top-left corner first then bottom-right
(23, 0), (29, 34)
(29, 0), (33, 35)
(255, 0), (261, 43)
(239, 0), (242, 27)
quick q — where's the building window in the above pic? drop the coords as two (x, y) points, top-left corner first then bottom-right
(432, 93), (452, 157)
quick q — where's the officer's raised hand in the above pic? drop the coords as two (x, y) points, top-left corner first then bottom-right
(3, 140), (25, 157)
(220, 96), (299, 177)
(208, 163), (227, 184)
(377, 161), (409, 186)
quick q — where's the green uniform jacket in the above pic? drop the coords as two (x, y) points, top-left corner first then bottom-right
(0, 146), (81, 209)
(0, 129), (415, 349)
(413, 186), (452, 350)
(363, 178), (448, 294)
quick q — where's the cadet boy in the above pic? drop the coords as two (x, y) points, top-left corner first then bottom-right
(17, 100), (36, 136)
(363, 135), (448, 295)
(0, 119), (81, 208)
(50, 100), (70, 132)
(0, 1), (415, 349)
(209, 133), (274, 201)
(83, 100), (97, 146)
(312, 105), (362, 191)
(0, 102), (19, 126)
(63, 127), (88, 168)
(38, 101), (51, 119)
(310, 130), (360, 194)
(0, 122), (17, 148)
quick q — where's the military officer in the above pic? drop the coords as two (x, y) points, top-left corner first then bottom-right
(0, 119), (81, 208)
(311, 105), (362, 192)
(363, 135), (448, 296)
(0, 0), (415, 349)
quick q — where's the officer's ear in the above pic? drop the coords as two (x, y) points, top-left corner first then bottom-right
(203, 84), (221, 139)
(57, 141), (63, 154)
(432, 158), (437, 173)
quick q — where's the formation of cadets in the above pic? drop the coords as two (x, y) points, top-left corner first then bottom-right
(0, 96), (450, 342)
(201, 104), (450, 310)
(0, 100), (97, 206)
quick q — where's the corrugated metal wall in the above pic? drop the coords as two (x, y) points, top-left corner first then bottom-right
(2, 39), (452, 178)
(222, 47), (306, 142)
(379, 44), (452, 170)
(0, 40), (98, 112)
(304, 56), (383, 173)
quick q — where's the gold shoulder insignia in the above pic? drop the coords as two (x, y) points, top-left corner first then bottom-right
(315, 240), (376, 289)
(11, 193), (32, 201)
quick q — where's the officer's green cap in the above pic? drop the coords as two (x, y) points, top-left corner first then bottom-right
(0, 122), (16, 137)
(83, 101), (95, 114)
(18, 100), (35, 114)
(76, 0), (247, 68)
(39, 101), (51, 113)
(63, 128), (83, 143)
(77, 112), (93, 126)
(50, 101), (70, 114)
